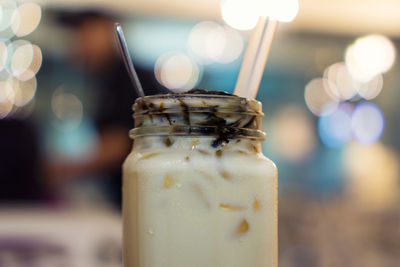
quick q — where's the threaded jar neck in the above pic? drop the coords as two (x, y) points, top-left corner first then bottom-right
(131, 93), (265, 147)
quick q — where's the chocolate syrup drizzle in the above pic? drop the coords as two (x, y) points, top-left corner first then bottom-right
(133, 89), (263, 148)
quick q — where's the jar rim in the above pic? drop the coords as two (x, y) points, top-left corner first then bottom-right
(137, 93), (258, 101)
(131, 93), (265, 146)
(133, 94), (263, 115)
(135, 93), (261, 104)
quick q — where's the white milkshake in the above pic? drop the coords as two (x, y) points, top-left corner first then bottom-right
(123, 91), (277, 267)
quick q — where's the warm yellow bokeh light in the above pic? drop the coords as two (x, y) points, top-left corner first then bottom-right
(221, 0), (259, 30)
(324, 62), (384, 101)
(220, 0), (299, 29)
(19, 44), (42, 81)
(0, 78), (14, 118)
(12, 76), (37, 107)
(217, 26), (243, 63)
(0, 98), (13, 118)
(188, 21), (243, 64)
(11, 2), (42, 37)
(346, 35), (396, 82)
(188, 21), (224, 64)
(155, 52), (200, 92)
(10, 40), (33, 77)
(323, 62), (357, 101)
(10, 43), (42, 81)
(204, 24), (226, 61)
(0, 2), (42, 120)
(355, 74), (383, 100)
(344, 142), (399, 209)
(270, 105), (316, 161)
(259, 0), (299, 22)
(0, 41), (7, 71)
(354, 35), (396, 74)
(305, 78), (338, 116)
(0, 77), (13, 101)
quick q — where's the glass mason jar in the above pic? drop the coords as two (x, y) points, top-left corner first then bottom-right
(123, 93), (278, 267)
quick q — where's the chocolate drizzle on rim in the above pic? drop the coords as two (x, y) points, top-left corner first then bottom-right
(131, 89), (265, 147)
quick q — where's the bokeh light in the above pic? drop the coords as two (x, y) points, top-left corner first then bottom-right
(220, 0), (299, 29)
(318, 103), (353, 148)
(351, 102), (384, 145)
(259, 0), (299, 22)
(11, 2), (42, 37)
(12, 76), (37, 107)
(51, 90), (84, 131)
(344, 142), (399, 209)
(10, 40), (33, 78)
(217, 26), (243, 63)
(9, 41), (42, 81)
(0, 1), (42, 119)
(323, 62), (357, 101)
(0, 0), (17, 32)
(18, 44), (42, 81)
(154, 52), (200, 92)
(220, 0), (259, 31)
(0, 41), (7, 71)
(3, 39), (13, 65)
(0, 0), (17, 41)
(11, 97), (35, 119)
(305, 78), (338, 116)
(188, 21), (221, 65)
(270, 105), (316, 161)
(345, 34), (396, 82)
(0, 72), (37, 118)
(0, 77), (14, 118)
(354, 74), (383, 100)
(0, 68), (11, 81)
(188, 21), (243, 64)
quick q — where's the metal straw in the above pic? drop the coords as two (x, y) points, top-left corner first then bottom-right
(114, 23), (145, 97)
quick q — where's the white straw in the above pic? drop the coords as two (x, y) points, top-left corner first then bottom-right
(234, 17), (278, 99)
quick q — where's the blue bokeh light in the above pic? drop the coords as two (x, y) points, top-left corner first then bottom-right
(352, 101), (385, 144)
(318, 103), (353, 148)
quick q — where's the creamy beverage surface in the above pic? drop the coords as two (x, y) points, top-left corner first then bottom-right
(123, 91), (278, 267)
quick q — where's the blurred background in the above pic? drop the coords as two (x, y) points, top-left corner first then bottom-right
(1, 0), (400, 266)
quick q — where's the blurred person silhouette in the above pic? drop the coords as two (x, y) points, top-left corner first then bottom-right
(47, 10), (168, 208)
